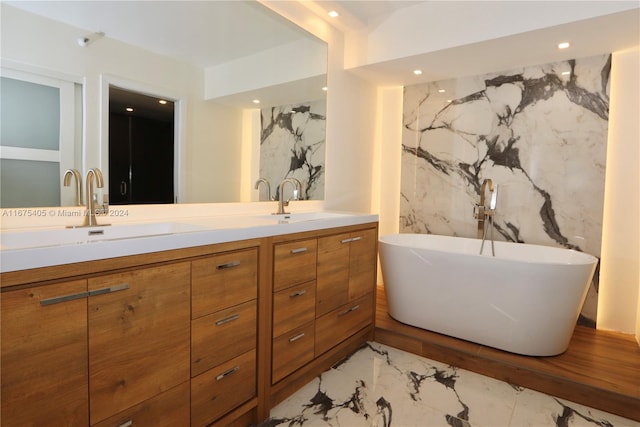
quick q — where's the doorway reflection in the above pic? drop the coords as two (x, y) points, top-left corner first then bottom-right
(108, 86), (175, 204)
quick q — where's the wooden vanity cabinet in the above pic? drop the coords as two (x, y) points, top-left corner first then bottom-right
(1, 221), (378, 426)
(268, 224), (378, 406)
(88, 262), (191, 425)
(190, 248), (259, 427)
(315, 228), (377, 356)
(1, 280), (89, 427)
(271, 238), (318, 385)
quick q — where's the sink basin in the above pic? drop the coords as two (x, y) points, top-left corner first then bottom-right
(261, 212), (353, 223)
(1, 222), (204, 250)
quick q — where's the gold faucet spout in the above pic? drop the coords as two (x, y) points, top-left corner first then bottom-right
(63, 168), (84, 206)
(83, 168), (105, 227)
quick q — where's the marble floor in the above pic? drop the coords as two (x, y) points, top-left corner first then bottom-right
(264, 342), (638, 427)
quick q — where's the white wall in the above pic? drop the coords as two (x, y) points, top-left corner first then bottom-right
(598, 47), (640, 338)
(261, 1), (378, 213)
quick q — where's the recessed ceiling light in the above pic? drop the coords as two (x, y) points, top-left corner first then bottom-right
(558, 42), (570, 49)
(322, 86), (328, 92)
(438, 89), (446, 93)
(561, 71), (571, 76)
(125, 107), (134, 112)
(252, 99), (260, 104)
(328, 10), (339, 18)
(413, 69), (423, 75)
(158, 99), (168, 105)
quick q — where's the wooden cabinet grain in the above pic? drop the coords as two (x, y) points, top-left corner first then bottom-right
(1, 221), (378, 426)
(190, 247), (259, 426)
(270, 224), (378, 393)
(88, 262), (191, 425)
(1, 280), (89, 427)
(316, 228), (377, 317)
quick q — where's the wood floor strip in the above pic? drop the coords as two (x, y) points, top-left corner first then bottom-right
(374, 286), (640, 422)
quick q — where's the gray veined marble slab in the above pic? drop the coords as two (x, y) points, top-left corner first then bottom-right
(264, 342), (638, 427)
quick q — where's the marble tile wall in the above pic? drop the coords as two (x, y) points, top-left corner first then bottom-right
(400, 54), (611, 326)
(260, 99), (326, 201)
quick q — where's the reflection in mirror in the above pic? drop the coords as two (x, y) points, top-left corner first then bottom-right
(0, 1), (327, 208)
(109, 86), (176, 205)
(260, 100), (326, 201)
(0, 68), (82, 208)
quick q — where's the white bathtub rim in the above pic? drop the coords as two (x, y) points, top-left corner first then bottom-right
(379, 233), (598, 266)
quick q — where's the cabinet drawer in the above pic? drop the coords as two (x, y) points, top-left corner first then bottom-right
(192, 248), (257, 319)
(92, 381), (190, 427)
(273, 281), (316, 337)
(191, 349), (256, 427)
(191, 299), (257, 377)
(272, 322), (315, 384)
(273, 239), (317, 291)
(315, 293), (373, 356)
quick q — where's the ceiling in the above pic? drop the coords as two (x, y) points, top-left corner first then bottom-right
(6, 0), (640, 87)
(5, 0), (315, 68)
(313, 1), (640, 85)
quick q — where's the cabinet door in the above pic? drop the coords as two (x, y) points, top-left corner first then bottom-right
(316, 233), (350, 316)
(1, 280), (88, 427)
(88, 262), (191, 425)
(315, 294), (374, 356)
(348, 228), (378, 301)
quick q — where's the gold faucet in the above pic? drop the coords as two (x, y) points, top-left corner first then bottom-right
(475, 178), (494, 238)
(63, 168), (83, 206)
(275, 178), (302, 215)
(83, 168), (105, 227)
(254, 178), (272, 201)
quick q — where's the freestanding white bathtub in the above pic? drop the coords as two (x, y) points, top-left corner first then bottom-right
(379, 234), (598, 356)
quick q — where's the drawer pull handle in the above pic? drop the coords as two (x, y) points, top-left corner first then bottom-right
(217, 260), (241, 270)
(289, 332), (306, 342)
(341, 236), (363, 244)
(290, 247), (307, 254)
(216, 314), (240, 326)
(89, 283), (130, 297)
(290, 290), (307, 298)
(116, 420), (133, 427)
(40, 291), (89, 306)
(40, 284), (130, 306)
(216, 366), (239, 381)
(339, 304), (360, 317)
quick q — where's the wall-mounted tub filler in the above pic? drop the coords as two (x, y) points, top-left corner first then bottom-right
(474, 178), (498, 256)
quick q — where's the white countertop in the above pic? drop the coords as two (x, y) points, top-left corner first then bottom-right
(0, 210), (378, 273)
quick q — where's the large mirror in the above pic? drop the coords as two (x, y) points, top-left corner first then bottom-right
(0, 1), (327, 208)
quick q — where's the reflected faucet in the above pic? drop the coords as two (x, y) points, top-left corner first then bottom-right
(63, 169), (84, 206)
(474, 178), (498, 255)
(83, 168), (106, 227)
(254, 178), (272, 201)
(275, 178), (302, 215)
